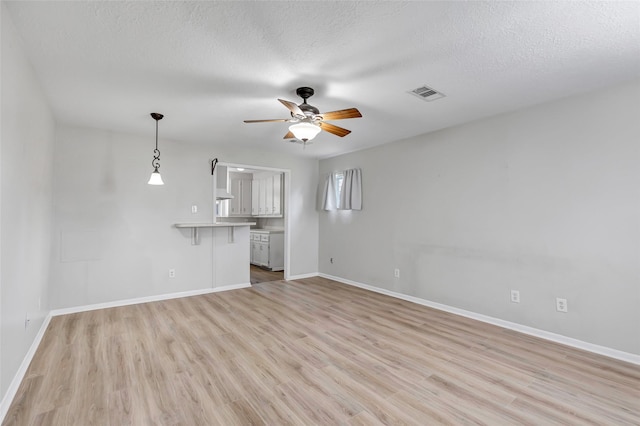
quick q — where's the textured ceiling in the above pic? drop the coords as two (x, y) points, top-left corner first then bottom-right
(5, 1), (640, 159)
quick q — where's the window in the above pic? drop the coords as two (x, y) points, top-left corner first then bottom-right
(334, 172), (344, 209)
(319, 168), (361, 211)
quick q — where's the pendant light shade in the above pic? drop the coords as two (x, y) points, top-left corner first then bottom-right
(148, 112), (164, 185)
(289, 121), (321, 142)
(148, 168), (164, 185)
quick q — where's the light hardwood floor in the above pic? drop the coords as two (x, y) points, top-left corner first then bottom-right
(4, 277), (640, 425)
(250, 264), (284, 284)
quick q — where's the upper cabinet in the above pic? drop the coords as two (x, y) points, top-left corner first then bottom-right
(227, 171), (283, 218)
(229, 172), (252, 216)
(251, 179), (260, 215)
(252, 172), (283, 218)
(272, 173), (282, 216)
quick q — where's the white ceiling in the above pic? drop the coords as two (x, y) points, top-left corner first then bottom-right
(5, 1), (640, 159)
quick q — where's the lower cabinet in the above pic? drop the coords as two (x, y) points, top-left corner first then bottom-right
(250, 240), (268, 267)
(249, 232), (284, 271)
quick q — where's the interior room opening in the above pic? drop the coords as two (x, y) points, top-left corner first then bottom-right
(215, 162), (290, 284)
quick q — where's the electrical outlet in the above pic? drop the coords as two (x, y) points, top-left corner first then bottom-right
(510, 290), (520, 303)
(394, 268), (400, 278)
(556, 298), (568, 313)
(330, 257), (334, 264)
(169, 268), (176, 278)
(191, 205), (198, 214)
(24, 313), (31, 330)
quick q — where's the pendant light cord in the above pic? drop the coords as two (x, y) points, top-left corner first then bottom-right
(151, 117), (161, 170)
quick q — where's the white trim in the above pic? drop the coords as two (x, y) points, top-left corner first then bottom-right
(50, 283), (251, 316)
(218, 161), (286, 174)
(319, 273), (640, 366)
(283, 171), (291, 281)
(287, 272), (319, 281)
(1, 313), (52, 423)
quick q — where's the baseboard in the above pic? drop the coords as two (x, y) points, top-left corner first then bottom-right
(286, 272), (319, 281)
(319, 273), (640, 366)
(50, 283), (252, 316)
(0, 313), (52, 423)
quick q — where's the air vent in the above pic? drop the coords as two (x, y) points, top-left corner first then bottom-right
(409, 85), (445, 102)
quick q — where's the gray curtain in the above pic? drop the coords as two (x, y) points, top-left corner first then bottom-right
(318, 172), (337, 211)
(338, 168), (362, 210)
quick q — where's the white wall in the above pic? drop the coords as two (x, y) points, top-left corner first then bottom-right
(319, 80), (640, 355)
(50, 124), (318, 309)
(0, 4), (55, 398)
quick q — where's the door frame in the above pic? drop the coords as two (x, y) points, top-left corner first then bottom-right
(215, 161), (292, 280)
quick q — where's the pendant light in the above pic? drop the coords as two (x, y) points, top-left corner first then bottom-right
(289, 121), (321, 142)
(148, 112), (164, 185)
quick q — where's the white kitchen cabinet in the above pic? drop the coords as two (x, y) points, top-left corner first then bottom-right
(265, 177), (274, 215)
(272, 174), (282, 215)
(229, 173), (252, 216)
(259, 178), (267, 215)
(229, 179), (241, 215)
(240, 179), (251, 215)
(251, 241), (268, 267)
(250, 172), (283, 217)
(249, 231), (284, 271)
(250, 235), (267, 267)
(251, 179), (260, 215)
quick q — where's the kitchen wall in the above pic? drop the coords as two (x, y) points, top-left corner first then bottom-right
(50, 125), (319, 309)
(256, 217), (284, 229)
(1, 3), (55, 401)
(319, 80), (640, 356)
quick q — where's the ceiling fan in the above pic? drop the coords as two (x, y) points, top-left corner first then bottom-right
(244, 87), (362, 143)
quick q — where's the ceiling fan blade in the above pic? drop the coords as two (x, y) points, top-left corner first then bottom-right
(278, 99), (305, 117)
(320, 108), (362, 121)
(319, 122), (351, 137)
(283, 131), (295, 139)
(243, 119), (290, 123)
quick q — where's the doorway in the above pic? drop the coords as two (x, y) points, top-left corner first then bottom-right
(216, 162), (290, 284)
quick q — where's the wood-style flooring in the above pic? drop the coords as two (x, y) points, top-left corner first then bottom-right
(4, 277), (640, 425)
(250, 264), (284, 284)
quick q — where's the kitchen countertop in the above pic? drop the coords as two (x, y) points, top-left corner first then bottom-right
(175, 222), (256, 228)
(174, 222), (256, 245)
(249, 228), (284, 234)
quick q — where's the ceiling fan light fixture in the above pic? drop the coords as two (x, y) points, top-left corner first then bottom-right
(289, 121), (321, 142)
(244, 87), (361, 145)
